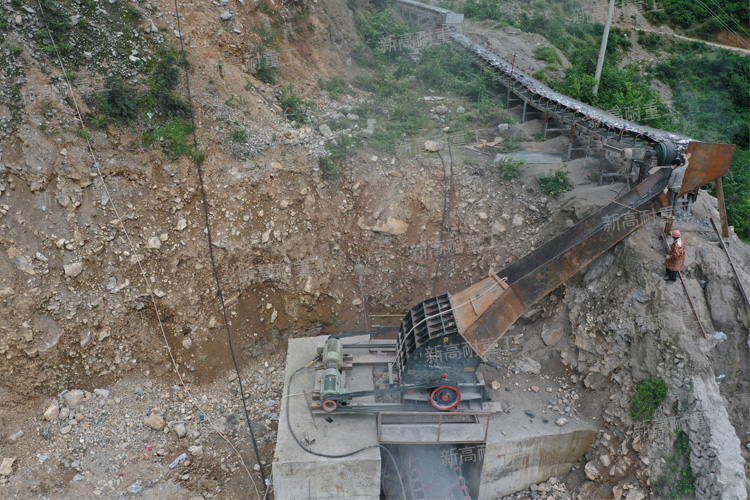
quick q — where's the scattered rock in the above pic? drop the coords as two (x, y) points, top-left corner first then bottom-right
(371, 217), (408, 236)
(147, 237), (162, 250)
(517, 357), (541, 374)
(531, 385), (540, 393)
(491, 221), (507, 234)
(490, 380), (501, 390)
(524, 410), (535, 418)
(424, 140), (440, 152)
(94, 388), (110, 399)
(173, 423), (187, 438)
(555, 418), (568, 427)
(6, 430), (23, 444)
(0, 457), (15, 476)
(584, 460), (600, 481)
(220, 11), (232, 21)
(64, 262), (83, 278)
(319, 124), (333, 137)
(144, 413), (165, 431)
(44, 404), (60, 421)
(176, 219), (187, 231)
(63, 390), (84, 409)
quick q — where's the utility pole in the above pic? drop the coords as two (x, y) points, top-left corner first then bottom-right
(592, 0), (616, 96)
(506, 53), (517, 106)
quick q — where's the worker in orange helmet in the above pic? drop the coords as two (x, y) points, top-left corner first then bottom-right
(664, 229), (685, 281)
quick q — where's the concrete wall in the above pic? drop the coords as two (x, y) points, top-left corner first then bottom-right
(273, 457), (382, 500)
(479, 429), (597, 499)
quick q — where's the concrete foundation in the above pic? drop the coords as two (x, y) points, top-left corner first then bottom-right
(273, 336), (381, 500)
(274, 337), (599, 499)
(478, 401), (597, 498)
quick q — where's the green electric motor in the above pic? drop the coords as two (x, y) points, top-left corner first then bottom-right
(317, 338), (346, 411)
(318, 338), (343, 370)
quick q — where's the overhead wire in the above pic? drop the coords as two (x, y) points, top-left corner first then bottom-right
(705, 0), (750, 38)
(33, 1), (263, 498)
(169, 0), (267, 493)
(693, 0), (750, 48)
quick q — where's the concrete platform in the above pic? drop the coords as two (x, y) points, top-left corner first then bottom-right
(273, 336), (381, 500)
(494, 150), (563, 164)
(478, 402), (598, 499)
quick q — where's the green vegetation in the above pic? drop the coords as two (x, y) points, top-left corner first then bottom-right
(250, 19), (280, 84)
(231, 127), (246, 143)
(496, 157), (525, 180)
(538, 168), (574, 195)
(657, 430), (697, 499)
(638, 30), (666, 53)
(143, 119), (201, 161)
(652, 47), (749, 240)
(42, 0), (72, 44)
(99, 76), (139, 121)
(630, 377), (668, 423)
(640, 0), (749, 39)
(89, 47), (190, 127)
(534, 46), (561, 65)
(497, 135), (523, 153)
(318, 76), (351, 100)
(319, 157), (339, 181)
(277, 84), (308, 124)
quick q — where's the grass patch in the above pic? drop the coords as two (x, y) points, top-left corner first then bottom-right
(534, 46), (561, 65)
(495, 157), (525, 180)
(277, 84), (309, 125)
(538, 168), (574, 195)
(497, 135), (523, 153)
(230, 127), (246, 142)
(630, 377), (668, 423)
(318, 76), (351, 100)
(143, 119), (199, 160)
(99, 76), (139, 122)
(319, 157), (338, 181)
(656, 430), (697, 499)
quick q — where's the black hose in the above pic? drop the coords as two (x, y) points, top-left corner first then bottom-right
(434, 149), (449, 296)
(285, 364), (407, 500)
(170, 0), (266, 492)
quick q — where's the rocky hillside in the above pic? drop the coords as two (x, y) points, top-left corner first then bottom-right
(1, 0), (749, 498)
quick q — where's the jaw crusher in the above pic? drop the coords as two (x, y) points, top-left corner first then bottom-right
(315, 140), (735, 413)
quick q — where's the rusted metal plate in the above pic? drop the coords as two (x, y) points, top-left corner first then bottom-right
(453, 145), (734, 358)
(680, 142), (735, 196)
(456, 169), (671, 357)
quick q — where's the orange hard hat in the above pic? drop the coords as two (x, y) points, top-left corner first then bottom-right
(671, 230), (681, 238)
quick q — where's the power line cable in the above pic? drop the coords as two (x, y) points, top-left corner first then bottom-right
(169, 0), (268, 493)
(33, 2), (262, 498)
(706, 0), (750, 38)
(694, 0), (750, 48)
